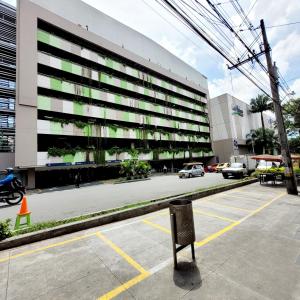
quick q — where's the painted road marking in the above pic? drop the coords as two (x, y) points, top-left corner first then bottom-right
(204, 200), (253, 212)
(143, 219), (171, 234)
(0, 232), (97, 263)
(195, 191), (286, 247)
(96, 231), (150, 300)
(193, 208), (237, 223)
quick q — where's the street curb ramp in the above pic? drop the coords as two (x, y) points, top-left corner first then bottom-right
(0, 178), (257, 251)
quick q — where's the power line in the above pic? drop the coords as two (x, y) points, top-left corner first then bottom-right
(266, 21), (300, 28)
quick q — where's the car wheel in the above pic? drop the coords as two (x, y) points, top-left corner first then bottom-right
(201, 172), (204, 177)
(223, 173), (228, 179)
(188, 173), (192, 178)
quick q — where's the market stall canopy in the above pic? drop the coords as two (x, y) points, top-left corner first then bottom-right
(251, 154), (300, 162)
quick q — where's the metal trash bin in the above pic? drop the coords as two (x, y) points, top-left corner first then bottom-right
(169, 199), (196, 269)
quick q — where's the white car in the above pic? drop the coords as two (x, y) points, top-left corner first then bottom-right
(222, 162), (247, 179)
(178, 163), (205, 178)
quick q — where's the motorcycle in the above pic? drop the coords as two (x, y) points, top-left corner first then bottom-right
(0, 178), (26, 205)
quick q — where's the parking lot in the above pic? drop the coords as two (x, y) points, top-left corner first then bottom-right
(1, 182), (299, 299)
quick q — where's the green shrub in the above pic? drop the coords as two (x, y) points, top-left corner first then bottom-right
(0, 219), (12, 241)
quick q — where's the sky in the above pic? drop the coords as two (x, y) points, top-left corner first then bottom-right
(5, 0), (300, 103)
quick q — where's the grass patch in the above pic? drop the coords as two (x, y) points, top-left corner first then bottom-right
(7, 177), (256, 238)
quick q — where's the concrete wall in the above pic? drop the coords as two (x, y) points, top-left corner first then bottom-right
(29, 0), (208, 92)
(0, 153), (15, 169)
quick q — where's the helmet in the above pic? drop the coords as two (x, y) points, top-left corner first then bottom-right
(6, 168), (14, 174)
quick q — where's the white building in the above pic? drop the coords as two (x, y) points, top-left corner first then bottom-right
(209, 93), (274, 163)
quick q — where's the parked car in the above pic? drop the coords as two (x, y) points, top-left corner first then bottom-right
(222, 162), (247, 179)
(178, 163), (205, 178)
(207, 163), (218, 173)
(216, 162), (230, 173)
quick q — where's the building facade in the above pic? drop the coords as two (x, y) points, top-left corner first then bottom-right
(209, 93), (274, 163)
(0, 0), (15, 169)
(17, 0), (213, 188)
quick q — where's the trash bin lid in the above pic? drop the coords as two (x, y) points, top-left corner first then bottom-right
(170, 199), (192, 206)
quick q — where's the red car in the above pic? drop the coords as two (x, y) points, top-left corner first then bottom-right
(206, 163), (218, 173)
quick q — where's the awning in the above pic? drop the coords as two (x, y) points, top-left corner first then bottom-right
(251, 154), (300, 162)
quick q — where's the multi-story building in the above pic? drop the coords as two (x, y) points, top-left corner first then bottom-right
(0, 0), (15, 169)
(17, 0), (213, 188)
(209, 93), (274, 163)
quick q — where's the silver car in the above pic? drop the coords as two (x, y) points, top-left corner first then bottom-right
(178, 163), (205, 178)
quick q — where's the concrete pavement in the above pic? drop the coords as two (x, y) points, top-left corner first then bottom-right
(0, 182), (299, 299)
(0, 173), (236, 223)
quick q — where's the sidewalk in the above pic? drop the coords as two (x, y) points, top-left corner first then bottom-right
(1, 182), (299, 299)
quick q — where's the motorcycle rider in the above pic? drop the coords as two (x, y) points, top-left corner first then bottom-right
(0, 168), (15, 188)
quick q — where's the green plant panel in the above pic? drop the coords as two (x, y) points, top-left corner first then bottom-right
(121, 80), (127, 89)
(100, 73), (107, 83)
(61, 60), (72, 73)
(74, 102), (83, 116)
(82, 86), (90, 98)
(50, 78), (62, 91)
(139, 101), (146, 110)
(144, 88), (149, 96)
(37, 30), (50, 44)
(37, 96), (51, 111)
(83, 124), (92, 136)
(122, 111), (130, 122)
(106, 58), (114, 69)
(91, 89), (100, 99)
(63, 154), (74, 163)
(115, 94), (122, 105)
(49, 35), (60, 48)
(50, 122), (63, 134)
(72, 64), (82, 76)
(108, 126), (117, 138)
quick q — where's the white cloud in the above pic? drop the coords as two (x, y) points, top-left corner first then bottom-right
(159, 36), (198, 68)
(290, 79), (300, 96)
(209, 73), (261, 102)
(273, 32), (300, 75)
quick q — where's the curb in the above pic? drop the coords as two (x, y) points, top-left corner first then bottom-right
(0, 178), (257, 251)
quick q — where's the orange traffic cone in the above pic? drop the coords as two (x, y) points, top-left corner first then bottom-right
(14, 196), (31, 230)
(18, 196), (31, 215)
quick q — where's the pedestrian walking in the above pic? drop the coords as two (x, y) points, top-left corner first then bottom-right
(74, 171), (81, 188)
(163, 165), (167, 174)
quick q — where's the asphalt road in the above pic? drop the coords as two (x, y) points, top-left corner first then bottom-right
(0, 173), (236, 223)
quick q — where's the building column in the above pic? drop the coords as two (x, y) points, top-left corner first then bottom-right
(27, 168), (35, 189)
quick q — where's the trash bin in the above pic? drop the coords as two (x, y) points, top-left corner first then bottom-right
(169, 199), (196, 269)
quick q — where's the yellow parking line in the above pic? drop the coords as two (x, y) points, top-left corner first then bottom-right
(142, 219), (171, 234)
(0, 232), (97, 263)
(222, 193), (257, 200)
(195, 191), (286, 247)
(98, 273), (148, 300)
(195, 221), (239, 247)
(193, 208), (237, 223)
(96, 232), (149, 275)
(96, 232), (150, 300)
(208, 201), (253, 212)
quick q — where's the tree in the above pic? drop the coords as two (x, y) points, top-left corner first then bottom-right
(246, 128), (279, 154)
(249, 94), (272, 153)
(288, 136), (300, 153)
(282, 98), (300, 136)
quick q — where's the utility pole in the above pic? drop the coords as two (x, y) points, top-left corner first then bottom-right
(261, 19), (298, 195)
